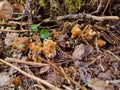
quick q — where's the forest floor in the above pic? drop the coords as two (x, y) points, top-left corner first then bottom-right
(0, 0), (120, 90)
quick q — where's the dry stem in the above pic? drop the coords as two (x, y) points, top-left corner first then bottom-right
(0, 29), (30, 32)
(5, 57), (49, 67)
(42, 13), (119, 23)
(105, 50), (120, 61)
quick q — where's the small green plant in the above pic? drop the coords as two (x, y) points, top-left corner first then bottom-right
(31, 24), (40, 33)
(40, 29), (50, 39)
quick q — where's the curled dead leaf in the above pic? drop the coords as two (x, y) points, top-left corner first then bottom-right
(87, 78), (115, 90)
(72, 44), (85, 60)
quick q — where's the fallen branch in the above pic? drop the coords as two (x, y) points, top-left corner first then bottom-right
(0, 29), (30, 32)
(0, 22), (29, 26)
(5, 57), (49, 67)
(0, 59), (62, 90)
(42, 13), (119, 23)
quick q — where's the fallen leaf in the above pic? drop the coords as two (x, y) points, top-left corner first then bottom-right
(85, 44), (93, 55)
(79, 67), (91, 83)
(98, 70), (112, 80)
(39, 66), (50, 74)
(87, 78), (115, 90)
(72, 44), (85, 60)
(0, 1), (13, 19)
(0, 72), (12, 87)
(5, 33), (19, 46)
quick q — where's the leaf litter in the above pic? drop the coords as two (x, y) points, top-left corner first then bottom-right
(0, 0), (120, 90)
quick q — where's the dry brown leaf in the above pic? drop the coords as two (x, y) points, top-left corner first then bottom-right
(46, 72), (63, 87)
(5, 33), (19, 46)
(12, 3), (24, 13)
(98, 70), (112, 80)
(72, 44), (85, 60)
(87, 78), (115, 90)
(0, 72), (12, 87)
(85, 44), (93, 55)
(0, 1), (13, 19)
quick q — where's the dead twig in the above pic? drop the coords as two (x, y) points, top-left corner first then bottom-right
(0, 59), (62, 90)
(5, 57), (49, 67)
(42, 11), (119, 23)
(0, 29), (30, 32)
(37, 56), (87, 90)
(90, 0), (104, 14)
(102, 0), (111, 16)
(57, 46), (73, 59)
(105, 50), (120, 61)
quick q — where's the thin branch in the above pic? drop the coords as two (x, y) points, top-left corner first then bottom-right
(42, 13), (119, 23)
(90, 0), (104, 14)
(105, 50), (120, 61)
(0, 29), (30, 32)
(37, 56), (87, 90)
(5, 57), (49, 67)
(102, 0), (111, 16)
(57, 47), (73, 59)
(0, 59), (62, 90)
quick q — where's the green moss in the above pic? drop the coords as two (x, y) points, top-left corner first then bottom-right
(39, 0), (48, 9)
(64, 0), (82, 13)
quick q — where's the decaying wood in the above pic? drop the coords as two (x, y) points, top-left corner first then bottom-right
(0, 29), (30, 32)
(42, 13), (119, 23)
